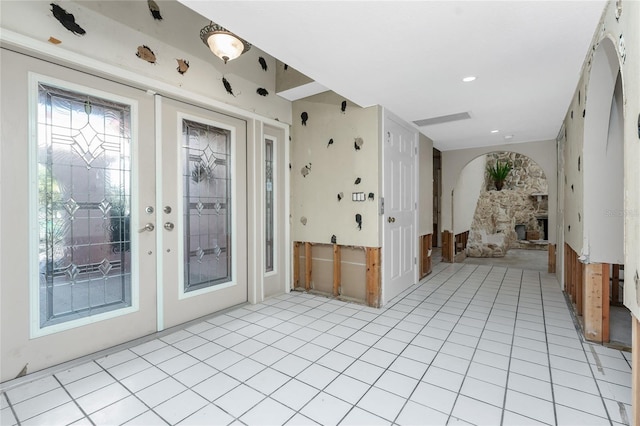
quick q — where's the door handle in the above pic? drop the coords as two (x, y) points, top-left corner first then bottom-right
(387, 217), (395, 223)
(164, 222), (174, 231)
(139, 223), (155, 232)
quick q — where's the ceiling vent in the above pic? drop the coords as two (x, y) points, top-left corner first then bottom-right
(413, 112), (471, 127)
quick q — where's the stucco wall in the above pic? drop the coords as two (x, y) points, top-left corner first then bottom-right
(442, 139), (557, 244)
(291, 91), (381, 246)
(561, 0), (640, 319)
(453, 155), (485, 235)
(0, 0), (292, 123)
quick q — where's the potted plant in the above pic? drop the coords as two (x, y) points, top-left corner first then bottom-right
(487, 160), (512, 191)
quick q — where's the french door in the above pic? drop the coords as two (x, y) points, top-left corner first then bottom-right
(158, 97), (247, 330)
(0, 49), (247, 380)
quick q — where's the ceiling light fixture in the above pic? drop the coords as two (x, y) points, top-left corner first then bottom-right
(462, 76), (476, 82)
(200, 21), (251, 64)
(504, 134), (514, 140)
(491, 130), (499, 133)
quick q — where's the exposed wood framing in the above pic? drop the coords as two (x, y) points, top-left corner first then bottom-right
(305, 242), (312, 291)
(548, 243), (556, 273)
(293, 242), (300, 289)
(442, 231), (454, 263)
(602, 264), (610, 343)
(420, 234), (432, 279)
(633, 316), (639, 426)
(583, 263), (605, 342)
(365, 247), (381, 308)
(611, 264), (621, 305)
(292, 241), (382, 309)
(576, 257), (584, 316)
(454, 231), (469, 255)
(564, 243), (571, 294)
(333, 244), (341, 297)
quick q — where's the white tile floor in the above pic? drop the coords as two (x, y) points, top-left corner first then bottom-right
(1, 262), (633, 425)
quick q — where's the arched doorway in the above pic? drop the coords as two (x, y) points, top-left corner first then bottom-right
(581, 36), (628, 347)
(451, 151), (548, 268)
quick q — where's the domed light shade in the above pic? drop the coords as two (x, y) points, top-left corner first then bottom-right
(200, 22), (251, 64)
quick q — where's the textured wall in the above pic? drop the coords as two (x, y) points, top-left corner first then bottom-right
(485, 152), (548, 194)
(560, 1), (640, 319)
(453, 156), (485, 235)
(0, 0), (292, 123)
(291, 91), (381, 247)
(442, 140), (557, 243)
(467, 153), (549, 257)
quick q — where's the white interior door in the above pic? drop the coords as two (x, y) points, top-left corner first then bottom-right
(158, 96), (248, 330)
(383, 113), (418, 304)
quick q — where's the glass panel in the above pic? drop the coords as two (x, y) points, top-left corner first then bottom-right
(37, 83), (132, 328)
(182, 119), (232, 292)
(265, 139), (274, 272)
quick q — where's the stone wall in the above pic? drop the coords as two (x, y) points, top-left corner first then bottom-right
(467, 152), (548, 257)
(485, 152), (548, 194)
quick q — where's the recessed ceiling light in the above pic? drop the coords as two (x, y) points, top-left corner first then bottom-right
(491, 130), (499, 133)
(504, 134), (514, 140)
(462, 76), (476, 82)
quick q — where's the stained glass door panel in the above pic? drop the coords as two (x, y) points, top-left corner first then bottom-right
(159, 98), (247, 329)
(37, 83), (133, 327)
(182, 120), (231, 292)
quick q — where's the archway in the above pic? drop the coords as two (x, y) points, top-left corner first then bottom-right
(451, 151), (548, 266)
(582, 36), (627, 346)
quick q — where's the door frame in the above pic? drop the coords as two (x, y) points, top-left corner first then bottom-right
(381, 108), (419, 305)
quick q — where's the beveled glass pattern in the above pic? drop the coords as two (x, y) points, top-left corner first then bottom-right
(37, 83), (132, 328)
(265, 139), (274, 273)
(182, 119), (231, 292)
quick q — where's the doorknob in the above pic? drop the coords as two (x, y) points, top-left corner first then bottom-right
(164, 222), (174, 231)
(139, 223), (155, 232)
(387, 217), (396, 223)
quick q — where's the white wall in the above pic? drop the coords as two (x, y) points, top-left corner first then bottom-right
(442, 139), (557, 243)
(561, 0), (640, 320)
(583, 41), (624, 265)
(453, 155), (485, 235)
(418, 133), (434, 236)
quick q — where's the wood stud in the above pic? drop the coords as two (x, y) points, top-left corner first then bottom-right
(291, 241), (381, 308)
(305, 242), (312, 291)
(293, 242), (300, 289)
(366, 248), (381, 308)
(548, 243), (556, 273)
(333, 244), (341, 297)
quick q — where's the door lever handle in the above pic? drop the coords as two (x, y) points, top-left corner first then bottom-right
(139, 223), (155, 233)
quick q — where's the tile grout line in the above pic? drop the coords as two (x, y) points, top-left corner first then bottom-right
(498, 269), (524, 426)
(312, 263), (467, 424)
(362, 264), (488, 422)
(347, 262), (499, 423)
(538, 271), (559, 426)
(52, 374), (96, 426)
(545, 275), (625, 423)
(94, 358), (172, 425)
(2, 392), (21, 426)
(442, 265), (514, 425)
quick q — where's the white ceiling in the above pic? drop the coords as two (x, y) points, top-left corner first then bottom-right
(179, 1), (606, 151)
